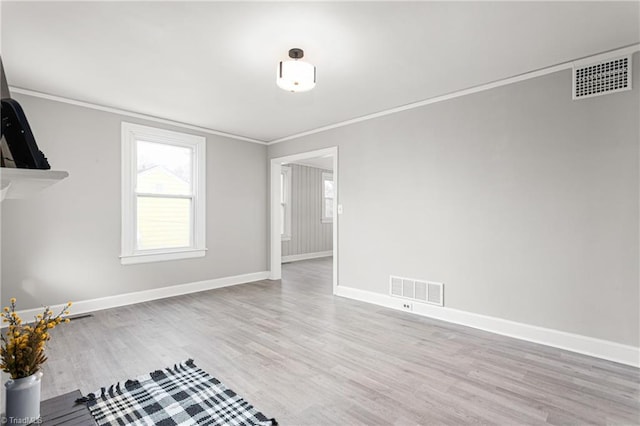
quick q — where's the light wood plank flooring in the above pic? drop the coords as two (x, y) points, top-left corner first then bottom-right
(41, 258), (639, 425)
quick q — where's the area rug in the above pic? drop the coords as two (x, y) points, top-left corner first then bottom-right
(76, 359), (277, 426)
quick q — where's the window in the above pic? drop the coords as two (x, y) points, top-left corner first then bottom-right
(322, 172), (334, 223)
(281, 166), (291, 241)
(121, 122), (206, 264)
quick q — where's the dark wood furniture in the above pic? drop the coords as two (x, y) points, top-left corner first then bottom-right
(40, 389), (95, 425)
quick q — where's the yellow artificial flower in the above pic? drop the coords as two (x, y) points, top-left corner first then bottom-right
(1, 299), (72, 379)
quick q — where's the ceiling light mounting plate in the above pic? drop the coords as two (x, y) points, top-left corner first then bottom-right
(288, 48), (304, 60)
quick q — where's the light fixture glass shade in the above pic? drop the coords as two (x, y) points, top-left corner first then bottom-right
(277, 60), (316, 92)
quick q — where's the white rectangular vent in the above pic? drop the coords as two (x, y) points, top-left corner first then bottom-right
(390, 277), (403, 297)
(573, 56), (631, 100)
(389, 275), (443, 307)
(427, 282), (442, 305)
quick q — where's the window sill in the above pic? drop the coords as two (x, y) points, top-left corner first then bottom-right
(120, 248), (206, 265)
(281, 235), (291, 242)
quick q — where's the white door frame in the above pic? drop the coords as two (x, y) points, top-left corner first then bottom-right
(270, 147), (338, 294)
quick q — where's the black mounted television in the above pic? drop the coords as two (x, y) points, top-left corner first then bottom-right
(0, 56), (50, 170)
(1, 98), (51, 169)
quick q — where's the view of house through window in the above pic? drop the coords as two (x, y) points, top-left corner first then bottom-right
(136, 141), (193, 250)
(121, 122), (206, 264)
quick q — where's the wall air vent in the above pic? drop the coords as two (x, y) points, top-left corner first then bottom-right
(427, 282), (443, 305)
(390, 277), (403, 297)
(389, 275), (444, 307)
(573, 56), (631, 100)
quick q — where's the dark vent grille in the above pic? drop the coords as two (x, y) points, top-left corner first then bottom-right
(573, 56), (631, 99)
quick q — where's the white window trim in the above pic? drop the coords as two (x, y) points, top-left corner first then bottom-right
(281, 166), (292, 241)
(321, 171), (334, 224)
(121, 122), (206, 265)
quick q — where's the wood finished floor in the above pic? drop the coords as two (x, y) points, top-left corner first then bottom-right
(42, 258), (639, 425)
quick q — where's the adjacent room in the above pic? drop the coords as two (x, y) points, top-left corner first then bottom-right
(0, 1), (638, 425)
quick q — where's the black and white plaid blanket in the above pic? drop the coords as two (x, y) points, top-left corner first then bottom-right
(77, 359), (277, 426)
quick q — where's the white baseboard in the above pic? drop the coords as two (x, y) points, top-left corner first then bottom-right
(335, 285), (640, 368)
(282, 251), (333, 263)
(13, 271), (270, 321)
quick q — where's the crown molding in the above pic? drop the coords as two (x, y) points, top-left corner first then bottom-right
(269, 43), (640, 145)
(9, 43), (639, 146)
(9, 86), (268, 145)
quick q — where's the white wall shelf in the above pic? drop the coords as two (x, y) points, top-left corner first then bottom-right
(1, 168), (69, 201)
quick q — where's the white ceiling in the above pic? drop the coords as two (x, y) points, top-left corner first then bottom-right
(2, 2), (639, 143)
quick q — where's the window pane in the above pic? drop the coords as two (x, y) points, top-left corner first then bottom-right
(137, 196), (191, 250)
(324, 179), (334, 199)
(324, 199), (334, 218)
(137, 141), (192, 195)
(280, 173), (285, 203)
(281, 204), (285, 235)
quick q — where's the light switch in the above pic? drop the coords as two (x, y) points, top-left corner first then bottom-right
(337, 204), (343, 214)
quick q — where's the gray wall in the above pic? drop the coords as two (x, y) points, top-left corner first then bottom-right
(1, 93), (268, 310)
(282, 164), (333, 258)
(269, 53), (640, 347)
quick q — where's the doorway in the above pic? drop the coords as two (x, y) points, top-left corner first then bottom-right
(269, 147), (338, 294)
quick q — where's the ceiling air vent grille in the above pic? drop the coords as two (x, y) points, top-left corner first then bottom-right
(389, 275), (444, 307)
(573, 56), (631, 100)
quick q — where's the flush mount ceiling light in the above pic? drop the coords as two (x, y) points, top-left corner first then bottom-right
(277, 48), (316, 93)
